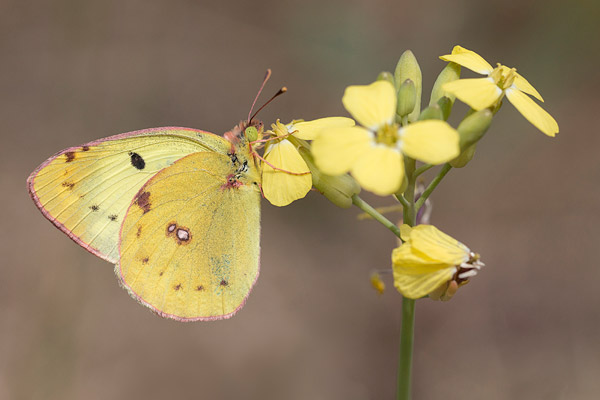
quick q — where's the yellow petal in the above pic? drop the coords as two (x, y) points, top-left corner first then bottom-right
(400, 224), (412, 242)
(439, 45), (494, 75)
(505, 88), (559, 137)
(393, 266), (456, 299)
(291, 117), (355, 140)
(401, 120), (460, 165)
(342, 81), (396, 129)
(513, 73), (544, 102)
(311, 126), (372, 175)
(442, 78), (502, 110)
(262, 139), (312, 207)
(351, 145), (404, 195)
(392, 244), (452, 273)
(409, 225), (470, 265)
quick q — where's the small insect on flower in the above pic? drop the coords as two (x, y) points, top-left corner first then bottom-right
(261, 117), (354, 206)
(440, 45), (559, 137)
(392, 224), (484, 300)
(311, 81), (460, 196)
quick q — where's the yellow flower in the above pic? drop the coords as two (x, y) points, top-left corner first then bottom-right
(440, 45), (559, 137)
(311, 81), (460, 196)
(262, 118), (354, 207)
(392, 224), (484, 299)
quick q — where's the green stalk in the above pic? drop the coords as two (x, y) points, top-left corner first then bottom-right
(415, 163), (452, 212)
(351, 195), (401, 238)
(398, 297), (416, 400)
(398, 157), (417, 400)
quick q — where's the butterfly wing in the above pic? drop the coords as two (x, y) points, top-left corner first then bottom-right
(117, 151), (261, 321)
(27, 127), (230, 263)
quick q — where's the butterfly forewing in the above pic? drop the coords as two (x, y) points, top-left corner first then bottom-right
(117, 151), (261, 321)
(27, 128), (230, 263)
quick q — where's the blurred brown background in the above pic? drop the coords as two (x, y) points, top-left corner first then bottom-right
(2, 0), (599, 399)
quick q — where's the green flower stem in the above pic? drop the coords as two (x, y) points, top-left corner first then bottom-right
(395, 193), (410, 210)
(398, 297), (416, 400)
(351, 195), (401, 238)
(415, 163), (452, 212)
(403, 158), (417, 225)
(397, 157), (418, 400)
(414, 163), (433, 177)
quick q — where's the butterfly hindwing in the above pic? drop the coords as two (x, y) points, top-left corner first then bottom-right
(27, 127), (230, 263)
(117, 151), (261, 321)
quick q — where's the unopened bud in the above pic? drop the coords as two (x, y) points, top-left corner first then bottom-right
(299, 147), (360, 208)
(429, 62), (461, 106)
(394, 50), (422, 122)
(418, 104), (444, 121)
(456, 109), (493, 150)
(396, 79), (416, 118)
(377, 71), (395, 86)
(436, 96), (452, 121)
(449, 143), (476, 168)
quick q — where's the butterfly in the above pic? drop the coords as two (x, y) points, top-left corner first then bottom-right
(26, 72), (286, 321)
(28, 121), (265, 321)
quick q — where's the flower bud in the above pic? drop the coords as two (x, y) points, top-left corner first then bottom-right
(299, 147), (361, 208)
(396, 79), (416, 118)
(456, 109), (493, 150)
(394, 50), (422, 122)
(449, 143), (476, 168)
(429, 62), (461, 106)
(436, 96), (452, 121)
(377, 71), (395, 86)
(418, 104), (444, 121)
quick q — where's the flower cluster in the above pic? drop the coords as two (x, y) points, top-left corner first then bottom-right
(256, 44), (557, 299)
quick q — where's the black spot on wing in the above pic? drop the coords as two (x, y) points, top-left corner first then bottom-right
(135, 191), (151, 214)
(62, 181), (75, 190)
(129, 152), (145, 170)
(65, 152), (76, 162)
(90, 204), (100, 212)
(108, 214), (118, 221)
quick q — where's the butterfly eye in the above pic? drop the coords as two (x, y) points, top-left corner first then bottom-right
(245, 126), (258, 142)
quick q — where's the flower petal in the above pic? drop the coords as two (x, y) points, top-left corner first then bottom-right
(439, 45), (494, 75)
(291, 117), (355, 140)
(311, 126), (372, 175)
(401, 120), (460, 165)
(393, 266), (456, 299)
(400, 224), (412, 242)
(442, 78), (502, 110)
(351, 145), (404, 195)
(342, 81), (396, 129)
(505, 88), (559, 137)
(513, 73), (544, 102)
(392, 244), (452, 273)
(409, 225), (470, 265)
(262, 139), (312, 207)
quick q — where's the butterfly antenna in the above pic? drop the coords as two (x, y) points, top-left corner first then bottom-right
(248, 69), (272, 123)
(249, 87), (287, 122)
